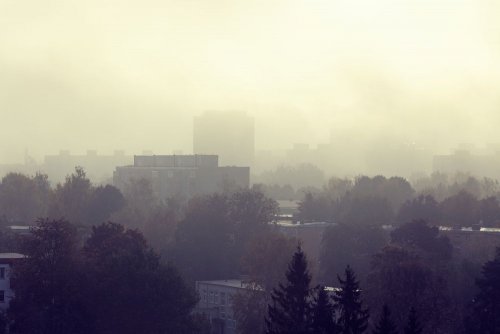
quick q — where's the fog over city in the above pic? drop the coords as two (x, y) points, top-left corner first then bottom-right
(1, 0), (500, 164)
(2, 1), (500, 334)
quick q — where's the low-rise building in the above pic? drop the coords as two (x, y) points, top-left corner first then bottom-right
(114, 155), (250, 201)
(0, 253), (25, 310)
(195, 279), (260, 334)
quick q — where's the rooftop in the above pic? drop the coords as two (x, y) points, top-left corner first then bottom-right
(0, 253), (25, 259)
(197, 279), (249, 289)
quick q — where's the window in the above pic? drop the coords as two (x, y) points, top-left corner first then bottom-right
(209, 292), (214, 304)
(0, 268), (4, 279)
(0, 290), (4, 303)
(220, 292), (226, 305)
(214, 292), (219, 304)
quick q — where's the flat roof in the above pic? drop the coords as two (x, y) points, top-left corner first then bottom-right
(197, 279), (248, 289)
(0, 253), (25, 259)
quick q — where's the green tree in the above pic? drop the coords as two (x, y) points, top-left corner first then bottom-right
(311, 286), (337, 334)
(372, 305), (397, 334)
(404, 308), (423, 334)
(9, 218), (88, 334)
(333, 266), (369, 334)
(266, 247), (313, 334)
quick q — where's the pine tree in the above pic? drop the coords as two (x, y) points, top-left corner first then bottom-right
(311, 286), (337, 334)
(404, 307), (422, 334)
(372, 305), (397, 334)
(333, 266), (369, 334)
(266, 246), (313, 334)
(467, 248), (500, 334)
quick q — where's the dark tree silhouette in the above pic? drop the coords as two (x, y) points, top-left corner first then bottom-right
(83, 222), (197, 334)
(467, 248), (500, 334)
(311, 286), (337, 334)
(9, 219), (88, 334)
(372, 305), (397, 334)
(404, 307), (423, 334)
(266, 246), (313, 334)
(333, 266), (369, 334)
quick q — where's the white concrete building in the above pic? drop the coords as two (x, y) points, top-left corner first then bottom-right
(0, 253), (24, 310)
(195, 279), (261, 334)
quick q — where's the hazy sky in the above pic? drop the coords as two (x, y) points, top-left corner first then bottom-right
(1, 0), (499, 162)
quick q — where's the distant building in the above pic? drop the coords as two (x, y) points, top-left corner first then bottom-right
(195, 279), (260, 334)
(113, 155), (250, 200)
(42, 150), (133, 184)
(433, 149), (500, 179)
(193, 111), (255, 167)
(0, 253), (25, 310)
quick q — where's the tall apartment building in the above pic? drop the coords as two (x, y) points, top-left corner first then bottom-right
(113, 154), (250, 200)
(193, 111), (255, 167)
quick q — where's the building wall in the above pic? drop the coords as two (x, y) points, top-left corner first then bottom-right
(0, 263), (14, 310)
(113, 155), (250, 201)
(195, 281), (246, 334)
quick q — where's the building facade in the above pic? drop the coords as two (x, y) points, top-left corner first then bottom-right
(0, 253), (24, 310)
(113, 155), (250, 201)
(195, 279), (260, 334)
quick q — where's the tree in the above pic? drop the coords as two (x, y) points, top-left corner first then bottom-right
(333, 266), (369, 334)
(82, 222), (197, 334)
(241, 232), (297, 290)
(229, 188), (279, 249)
(48, 167), (92, 225)
(404, 308), (423, 334)
(266, 247), (313, 334)
(337, 195), (394, 227)
(372, 305), (397, 334)
(311, 286), (337, 334)
(9, 218), (88, 334)
(440, 191), (479, 228)
(0, 172), (51, 223)
(391, 219), (452, 262)
(233, 287), (268, 334)
(397, 195), (441, 226)
(366, 246), (450, 333)
(174, 194), (237, 282)
(320, 224), (387, 285)
(478, 196), (500, 227)
(466, 248), (500, 334)
(84, 184), (125, 224)
(234, 232), (297, 334)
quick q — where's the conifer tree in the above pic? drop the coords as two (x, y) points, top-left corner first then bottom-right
(467, 248), (500, 334)
(372, 305), (397, 334)
(333, 266), (369, 334)
(404, 307), (423, 334)
(266, 246), (313, 334)
(312, 286), (337, 334)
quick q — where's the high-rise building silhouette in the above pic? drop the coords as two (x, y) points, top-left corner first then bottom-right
(193, 111), (254, 167)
